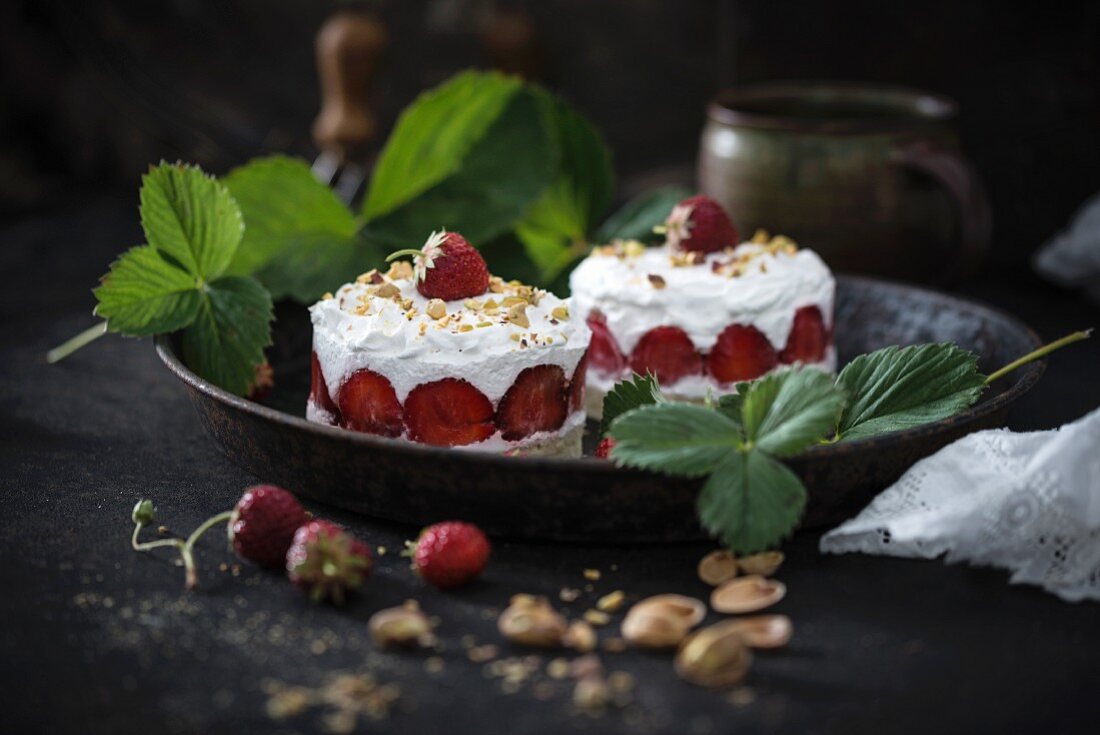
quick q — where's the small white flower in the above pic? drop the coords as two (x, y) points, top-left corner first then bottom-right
(663, 203), (695, 249)
(414, 229), (449, 281)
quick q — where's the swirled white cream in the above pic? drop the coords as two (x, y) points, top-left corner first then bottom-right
(308, 269), (590, 451)
(569, 238), (836, 404)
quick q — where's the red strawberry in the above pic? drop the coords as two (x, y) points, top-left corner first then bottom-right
(630, 326), (702, 385)
(585, 313), (627, 377)
(496, 365), (568, 441)
(707, 324), (779, 384)
(286, 520), (371, 604)
(594, 437), (616, 459)
(388, 231), (489, 301)
(780, 306), (829, 364)
(338, 368), (404, 437)
(310, 352), (340, 419)
(664, 195), (739, 254)
(569, 351), (589, 412)
(404, 378), (495, 446)
(407, 521), (491, 590)
(229, 485), (309, 569)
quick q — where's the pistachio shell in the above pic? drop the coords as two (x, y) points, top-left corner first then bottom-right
(697, 550), (738, 586)
(498, 595), (568, 647)
(631, 594), (707, 626)
(710, 575), (786, 614)
(621, 594), (707, 649)
(725, 615), (792, 649)
(368, 601), (435, 647)
(737, 551), (784, 577)
(675, 621), (753, 688)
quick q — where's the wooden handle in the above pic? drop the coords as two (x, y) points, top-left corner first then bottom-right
(312, 10), (387, 159)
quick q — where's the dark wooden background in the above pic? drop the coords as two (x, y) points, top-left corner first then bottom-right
(2, 0), (1098, 274)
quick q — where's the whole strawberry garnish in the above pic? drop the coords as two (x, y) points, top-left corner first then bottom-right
(405, 521), (491, 590)
(662, 195), (739, 254)
(387, 230), (489, 301)
(594, 437), (616, 459)
(229, 485), (309, 568)
(286, 520), (372, 604)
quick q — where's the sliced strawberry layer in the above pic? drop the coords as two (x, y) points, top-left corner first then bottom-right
(496, 365), (569, 441)
(630, 326), (702, 385)
(569, 351), (589, 412)
(405, 378), (495, 447)
(586, 314), (627, 377)
(337, 369), (404, 437)
(780, 306), (829, 364)
(310, 351), (341, 420)
(707, 324), (778, 384)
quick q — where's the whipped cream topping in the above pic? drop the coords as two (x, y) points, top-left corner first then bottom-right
(310, 269), (590, 407)
(568, 239), (835, 355)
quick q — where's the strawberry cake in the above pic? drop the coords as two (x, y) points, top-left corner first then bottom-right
(569, 195), (835, 417)
(307, 230), (591, 455)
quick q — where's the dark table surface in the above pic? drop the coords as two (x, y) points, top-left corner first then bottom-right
(3, 193), (1100, 735)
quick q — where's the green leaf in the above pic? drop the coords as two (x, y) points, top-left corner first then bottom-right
(140, 162), (242, 279)
(594, 185), (692, 244)
(697, 449), (807, 554)
(256, 232), (384, 303)
(363, 87), (557, 249)
(836, 343), (987, 441)
(93, 245), (202, 336)
(609, 403), (742, 477)
(222, 155), (359, 277)
(514, 92), (614, 282)
(599, 372), (662, 437)
(715, 389), (746, 428)
(180, 276), (274, 397)
(362, 70), (523, 222)
(740, 367), (845, 456)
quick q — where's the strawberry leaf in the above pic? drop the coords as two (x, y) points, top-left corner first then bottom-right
(139, 162), (242, 280)
(223, 155), (361, 279)
(836, 343), (986, 441)
(609, 403), (742, 477)
(697, 449), (806, 554)
(740, 367), (845, 456)
(180, 276), (274, 397)
(514, 91), (614, 282)
(599, 372), (662, 437)
(595, 185), (692, 245)
(94, 245), (203, 335)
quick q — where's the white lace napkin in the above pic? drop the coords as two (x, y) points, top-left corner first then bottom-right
(1033, 192), (1100, 303)
(820, 407), (1100, 602)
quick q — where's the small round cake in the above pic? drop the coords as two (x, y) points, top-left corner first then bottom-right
(308, 231), (591, 455)
(568, 196), (835, 417)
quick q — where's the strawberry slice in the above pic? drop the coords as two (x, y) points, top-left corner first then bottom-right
(405, 378), (495, 447)
(707, 324), (778, 384)
(496, 365), (569, 441)
(569, 351), (588, 412)
(630, 326), (702, 385)
(779, 306), (829, 364)
(585, 314), (627, 377)
(337, 368), (404, 437)
(310, 351), (341, 420)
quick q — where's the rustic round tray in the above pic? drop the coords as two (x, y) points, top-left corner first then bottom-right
(156, 275), (1043, 542)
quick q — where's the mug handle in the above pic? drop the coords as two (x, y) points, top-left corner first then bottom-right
(896, 141), (992, 279)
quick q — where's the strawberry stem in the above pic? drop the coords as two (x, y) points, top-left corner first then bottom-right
(385, 249), (423, 262)
(47, 321), (107, 364)
(985, 329), (1092, 384)
(131, 506), (233, 589)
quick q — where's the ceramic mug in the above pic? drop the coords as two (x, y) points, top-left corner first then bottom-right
(699, 83), (990, 282)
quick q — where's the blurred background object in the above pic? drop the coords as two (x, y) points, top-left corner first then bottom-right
(2, 0), (1098, 279)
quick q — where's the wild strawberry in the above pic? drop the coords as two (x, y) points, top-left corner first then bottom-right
(594, 437), (616, 459)
(662, 195), (739, 254)
(406, 521), (491, 590)
(630, 326), (702, 385)
(780, 306), (829, 364)
(387, 230), (489, 301)
(338, 368), (404, 437)
(310, 352), (340, 419)
(585, 313), (627, 377)
(286, 520), (371, 604)
(569, 351), (589, 412)
(404, 378), (495, 446)
(496, 365), (568, 441)
(229, 485), (309, 569)
(707, 324), (778, 384)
